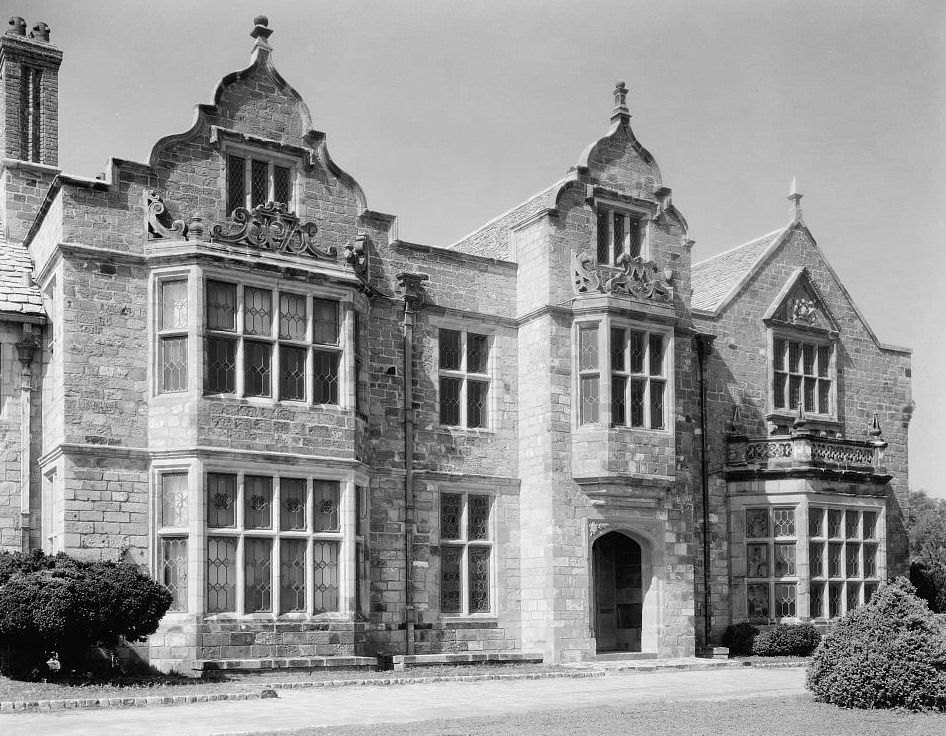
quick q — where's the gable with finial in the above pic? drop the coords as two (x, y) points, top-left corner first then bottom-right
(762, 266), (840, 334)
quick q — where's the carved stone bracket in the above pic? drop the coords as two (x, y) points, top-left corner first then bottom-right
(145, 190), (186, 241)
(572, 250), (672, 302)
(345, 233), (369, 278)
(211, 201), (336, 259)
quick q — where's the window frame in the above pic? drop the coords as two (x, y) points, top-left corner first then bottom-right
(593, 199), (651, 265)
(439, 490), (495, 617)
(437, 327), (492, 430)
(744, 506), (800, 624)
(223, 143), (299, 217)
(767, 327), (837, 421)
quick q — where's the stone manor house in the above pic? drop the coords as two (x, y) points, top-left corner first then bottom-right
(0, 17), (912, 672)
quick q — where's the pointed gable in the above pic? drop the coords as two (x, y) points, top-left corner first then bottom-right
(762, 267), (839, 333)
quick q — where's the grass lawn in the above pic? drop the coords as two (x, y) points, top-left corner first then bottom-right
(290, 695), (946, 736)
(0, 662), (573, 702)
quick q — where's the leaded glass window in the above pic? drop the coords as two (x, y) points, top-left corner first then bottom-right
(159, 280), (189, 393)
(244, 538), (273, 613)
(578, 324), (600, 425)
(280, 539), (307, 613)
(207, 473), (237, 528)
(244, 475), (273, 530)
(207, 536), (237, 613)
(313, 541), (339, 613)
(772, 334), (833, 415)
(595, 207), (645, 264)
(161, 473), (188, 528)
(440, 492), (493, 615)
(745, 506), (799, 623)
(609, 327), (667, 430)
(439, 328), (491, 428)
(161, 538), (188, 612)
(226, 154), (294, 214)
(158, 471), (189, 612)
(313, 480), (340, 532)
(280, 478), (307, 531)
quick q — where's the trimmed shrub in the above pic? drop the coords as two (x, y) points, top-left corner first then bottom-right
(0, 551), (172, 678)
(721, 622), (759, 656)
(911, 559), (946, 614)
(806, 577), (946, 710)
(752, 623), (821, 656)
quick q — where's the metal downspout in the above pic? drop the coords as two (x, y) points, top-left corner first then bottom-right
(694, 333), (715, 651)
(15, 330), (39, 553)
(396, 272), (428, 657)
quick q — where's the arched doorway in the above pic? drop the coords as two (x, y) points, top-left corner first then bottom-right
(592, 531), (644, 652)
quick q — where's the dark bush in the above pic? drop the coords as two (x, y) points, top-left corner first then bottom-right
(806, 577), (946, 710)
(911, 559), (946, 614)
(721, 622), (759, 656)
(0, 551), (173, 677)
(752, 623), (821, 656)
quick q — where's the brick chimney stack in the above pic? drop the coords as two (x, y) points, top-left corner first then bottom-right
(0, 16), (63, 166)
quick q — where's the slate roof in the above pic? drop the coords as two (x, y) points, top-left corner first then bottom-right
(690, 227), (787, 312)
(0, 240), (44, 317)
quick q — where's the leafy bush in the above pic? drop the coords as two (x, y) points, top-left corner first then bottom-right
(721, 622), (759, 656)
(806, 577), (946, 710)
(911, 559), (946, 614)
(752, 623), (821, 656)
(0, 551), (172, 677)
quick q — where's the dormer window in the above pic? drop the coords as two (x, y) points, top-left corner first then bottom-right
(596, 208), (644, 265)
(226, 153), (294, 216)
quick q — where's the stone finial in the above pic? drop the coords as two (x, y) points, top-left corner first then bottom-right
(725, 404), (742, 435)
(611, 80), (631, 127)
(792, 403), (807, 431)
(251, 15), (273, 42)
(6, 16), (26, 36)
(788, 176), (803, 223)
(29, 21), (50, 42)
(869, 413), (883, 438)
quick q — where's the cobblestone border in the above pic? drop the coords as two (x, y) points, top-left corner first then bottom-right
(0, 670), (606, 712)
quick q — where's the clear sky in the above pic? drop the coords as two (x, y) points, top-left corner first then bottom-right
(17, 0), (946, 494)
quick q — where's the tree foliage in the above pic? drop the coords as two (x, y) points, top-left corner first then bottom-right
(903, 489), (946, 563)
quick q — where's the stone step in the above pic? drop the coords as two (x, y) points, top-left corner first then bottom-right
(563, 657), (747, 673)
(195, 655), (378, 675)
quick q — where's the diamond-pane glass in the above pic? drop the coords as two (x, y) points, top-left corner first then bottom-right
(629, 218), (643, 257)
(580, 376), (599, 425)
(829, 543), (843, 578)
(789, 375), (801, 410)
(649, 334), (664, 376)
(244, 538), (273, 613)
(356, 542), (370, 617)
(828, 510), (843, 538)
(313, 481), (340, 532)
(818, 380), (831, 414)
(251, 159), (268, 207)
(440, 377), (461, 426)
(809, 507), (825, 538)
(469, 547), (491, 613)
(161, 538), (188, 612)
(612, 375), (627, 426)
(864, 544), (878, 578)
(746, 509), (769, 538)
(863, 511), (878, 540)
(243, 287), (272, 336)
(280, 345), (307, 401)
(810, 542), (825, 578)
(773, 338), (786, 371)
(244, 341), (272, 397)
(774, 543), (796, 576)
(803, 344), (815, 375)
(207, 473), (236, 528)
(649, 380), (665, 430)
(818, 345), (831, 378)
(280, 477), (307, 531)
(630, 378), (645, 427)
(774, 372), (787, 409)
(789, 341), (801, 372)
(467, 333), (489, 373)
(439, 329), (462, 371)
(829, 582), (842, 618)
(810, 581), (825, 618)
(161, 337), (187, 393)
(226, 155), (245, 215)
(847, 582), (860, 613)
(467, 380), (488, 429)
(206, 281), (237, 331)
(313, 351), (339, 404)
(845, 511), (859, 539)
(579, 325), (598, 371)
(280, 539), (307, 613)
(161, 473), (188, 528)
(596, 210), (609, 263)
(865, 582), (878, 604)
(313, 541), (339, 613)
(774, 583), (796, 618)
(468, 495), (490, 541)
(161, 280), (188, 330)
(313, 299), (339, 345)
(804, 377), (816, 412)
(279, 293), (307, 341)
(274, 165), (291, 206)
(205, 337), (236, 393)
(440, 493), (462, 540)
(611, 328), (626, 372)
(773, 507), (795, 537)
(846, 544), (860, 577)
(612, 212), (624, 263)
(630, 331), (645, 373)
(747, 543), (768, 577)
(441, 546), (462, 613)
(207, 536), (237, 613)
(747, 583), (769, 620)
(244, 475), (272, 530)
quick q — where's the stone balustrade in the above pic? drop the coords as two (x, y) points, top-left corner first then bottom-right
(725, 432), (888, 480)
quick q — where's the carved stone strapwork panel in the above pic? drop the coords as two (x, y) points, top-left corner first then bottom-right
(211, 201), (337, 259)
(791, 298), (819, 326)
(572, 251), (672, 302)
(145, 190), (186, 241)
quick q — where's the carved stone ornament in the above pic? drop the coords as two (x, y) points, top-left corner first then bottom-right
(573, 250), (672, 302)
(211, 201), (337, 259)
(344, 233), (369, 277)
(589, 521), (611, 537)
(145, 190), (186, 241)
(791, 297), (819, 326)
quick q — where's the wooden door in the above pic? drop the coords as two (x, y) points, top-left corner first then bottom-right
(594, 540), (617, 650)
